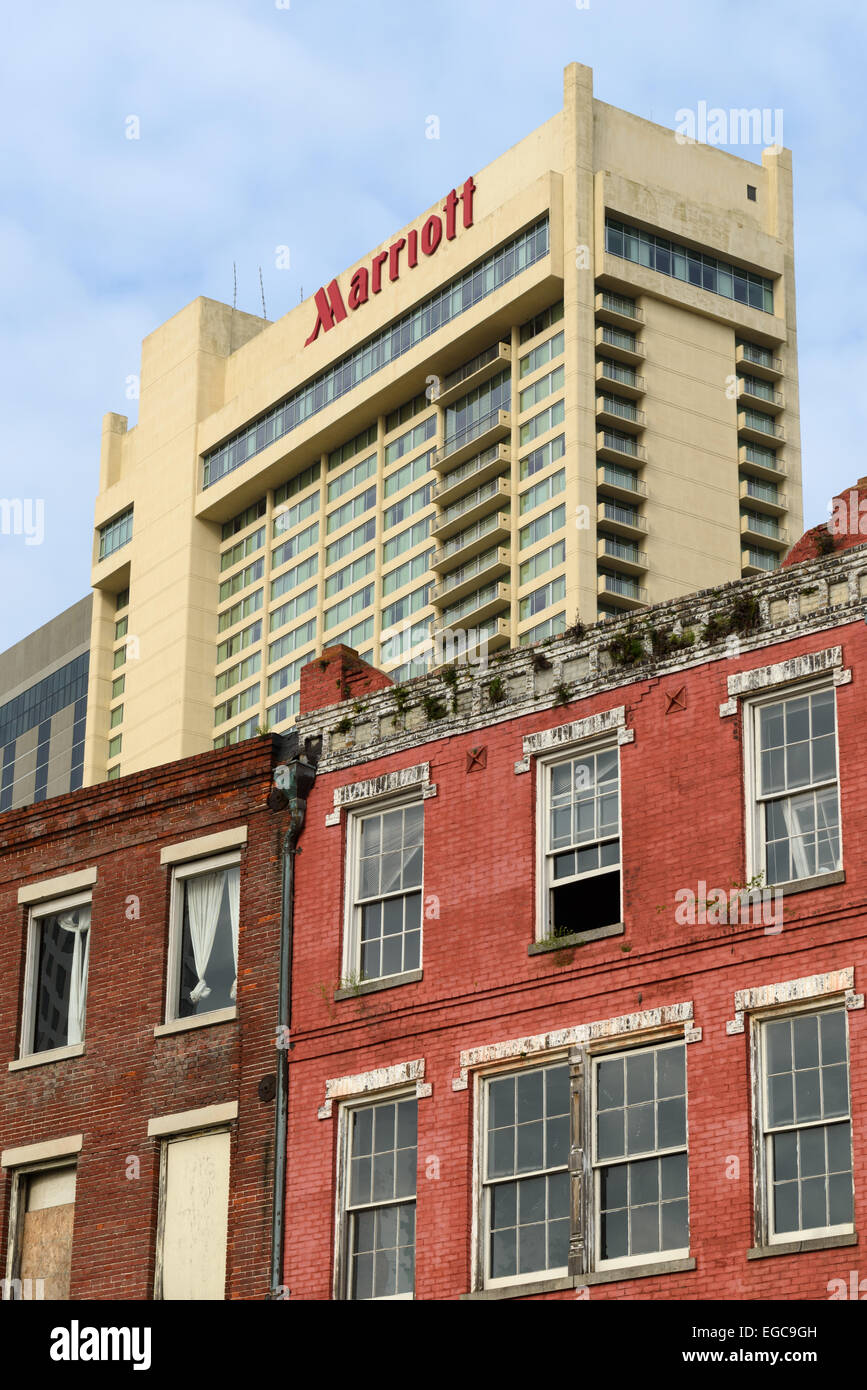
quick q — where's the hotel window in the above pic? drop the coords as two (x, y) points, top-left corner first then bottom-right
(519, 300), (564, 345)
(384, 450), (433, 498)
(325, 584), (374, 632)
(111, 675), (125, 700)
(219, 557), (264, 604)
(518, 365), (564, 414)
(327, 487), (376, 536)
(340, 1095), (417, 1299)
(593, 1042), (688, 1266)
(214, 682), (259, 727)
(109, 704), (123, 729)
(519, 540), (565, 586)
(269, 585), (317, 633)
(108, 734), (122, 759)
(519, 503), (566, 550)
(21, 895), (91, 1057)
(605, 216), (773, 313)
(540, 744), (621, 939)
(216, 652), (261, 696)
(274, 463), (320, 505)
(327, 454), (376, 503)
(519, 400), (564, 447)
(220, 526), (265, 570)
(755, 1008), (853, 1244)
(272, 520), (319, 570)
(268, 617), (317, 665)
(98, 506), (133, 560)
(384, 415), (436, 466)
(115, 587), (130, 612)
(324, 550), (375, 598)
(383, 584), (430, 631)
(216, 619), (262, 665)
(345, 802), (423, 983)
(217, 589), (263, 633)
(519, 330), (565, 379)
(329, 424), (378, 471)
(382, 517), (430, 563)
(270, 552), (318, 601)
(326, 519), (376, 567)
(274, 492), (319, 537)
(166, 854), (240, 1022)
(520, 468), (565, 516)
(519, 576), (565, 622)
(747, 686), (841, 886)
(221, 497), (266, 541)
(518, 613), (566, 646)
(382, 548), (434, 597)
(482, 1063), (571, 1287)
(112, 645), (126, 670)
(114, 616), (128, 641)
(520, 434), (565, 481)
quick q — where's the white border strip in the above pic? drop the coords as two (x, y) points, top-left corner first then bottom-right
(318, 1059), (430, 1118)
(326, 763), (436, 826)
(726, 968), (863, 1034)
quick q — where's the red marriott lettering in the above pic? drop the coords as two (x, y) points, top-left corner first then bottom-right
(304, 176), (476, 347)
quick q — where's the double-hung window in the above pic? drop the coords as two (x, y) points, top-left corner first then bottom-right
(166, 853), (240, 1021)
(541, 744), (621, 938)
(340, 1095), (417, 1299)
(748, 685), (841, 885)
(755, 1007), (853, 1244)
(593, 1041), (688, 1266)
(482, 1063), (571, 1286)
(345, 802), (423, 983)
(21, 894), (91, 1058)
(476, 1038), (690, 1290)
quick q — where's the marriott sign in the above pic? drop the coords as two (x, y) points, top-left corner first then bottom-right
(305, 176), (477, 346)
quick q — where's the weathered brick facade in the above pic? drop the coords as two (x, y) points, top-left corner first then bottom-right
(285, 540), (867, 1300)
(0, 738), (289, 1300)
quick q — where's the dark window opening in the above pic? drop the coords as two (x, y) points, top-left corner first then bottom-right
(747, 185), (757, 201)
(551, 869), (621, 937)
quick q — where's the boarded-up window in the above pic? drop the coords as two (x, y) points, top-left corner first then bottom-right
(158, 1130), (231, 1300)
(19, 1165), (76, 1300)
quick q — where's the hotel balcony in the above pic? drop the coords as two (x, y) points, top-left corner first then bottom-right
(431, 476), (511, 540)
(596, 463), (648, 504)
(434, 580), (511, 633)
(595, 360), (645, 400)
(435, 408), (511, 472)
(431, 511), (511, 572)
(737, 379), (784, 409)
(595, 324), (645, 365)
(597, 535), (648, 576)
(735, 343), (783, 381)
(430, 545), (511, 606)
(738, 444), (787, 483)
(739, 478), (788, 516)
(431, 442), (510, 508)
(597, 570), (648, 610)
(435, 341), (512, 408)
(737, 409), (785, 446)
(740, 514), (790, 550)
(742, 547), (782, 577)
(597, 430), (647, 465)
(594, 290), (644, 331)
(595, 396), (646, 433)
(597, 500), (648, 541)
(438, 615), (511, 657)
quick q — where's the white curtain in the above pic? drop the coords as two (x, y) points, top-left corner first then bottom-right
(186, 871), (226, 1004)
(227, 866), (240, 1001)
(780, 796), (813, 881)
(56, 907), (90, 1045)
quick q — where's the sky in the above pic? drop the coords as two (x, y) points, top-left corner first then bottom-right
(0, 0), (865, 651)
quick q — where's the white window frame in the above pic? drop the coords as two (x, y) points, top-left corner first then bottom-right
(334, 1088), (417, 1301)
(342, 794), (424, 985)
(744, 679), (843, 887)
(476, 1057), (571, 1291)
(535, 738), (622, 942)
(3, 1157), (78, 1300)
(165, 851), (240, 1025)
(752, 1001), (854, 1247)
(20, 891), (91, 1061)
(590, 1037), (690, 1271)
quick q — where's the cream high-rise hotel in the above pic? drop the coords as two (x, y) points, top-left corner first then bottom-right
(85, 63), (802, 784)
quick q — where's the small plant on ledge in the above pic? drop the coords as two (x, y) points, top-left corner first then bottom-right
(701, 591), (761, 644)
(649, 625), (696, 659)
(553, 680), (572, 707)
(334, 715), (353, 736)
(440, 663), (460, 712)
(531, 649), (553, 672)
(487, 675), (506, 706)
(815, 528), (836, 557)
(606, 620), (646, 667)
(422, 692), (447, 722)
(392, 685), (411, 715)
(564, 613), (586, 642)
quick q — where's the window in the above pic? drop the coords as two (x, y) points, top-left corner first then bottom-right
(5, 1164), (77, 1299)
(382, 517), (430, 563)
(605, 216), (773, 313)
(274, 463), (320, 505)
(217, 589), (263, 633)
(518, 364), (564, 413)
(110, 704), (123, 729)
(327, 454), (376, 502)
(383, 484), (431, 532)
(269, 617), (316, 665)
(482, 1063), (571, 1287)
(519, 503), (566, 551)
(748, 686), (841, 885)
(340, 1096), (417, 1299)
(384, 450), (433, 498)
(593, 1042), (688, 1267)
(274, 492), (319, 536)
(269, 585), (317, 633)
(22, 895), (91, 1056)
(221, 498), (266, 541)
(326, 518), (376, 567)
(167, 856), (240, 1022)
(272, 520), (319, 571)
(519, 576), (565, 622)
(327, 485), (376, 535)
(520, 467), (565, 516)
(475, 1040), (690, 1290)
(98, 506), (133, 560)
(519, 330), (564, 378)
(219, 557), (264, 604)
(156, 1130), (231, 1299)
(114, 616), (128, 641)
(345, 803), (423, 982)
(519, 399), (564, 447)
(756, 1008), (853, 1244)
(220, 526), (265, 570)
(324, 550), (375, 598)
(541, 745), (620, 938)
(384, 415), (435, 466)
(519, 540), (565, 586)
(747, 184), (757, 201)
(520, 434), (565, 481)
(329, 424), (378, 471)
(325, 584), (374, 632)
(115, 587), (130, 611)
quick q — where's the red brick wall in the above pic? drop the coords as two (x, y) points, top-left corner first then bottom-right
(299, 645), (393, 715)
(285, 619), (867, 1300)
(0, 738), (288, 1301)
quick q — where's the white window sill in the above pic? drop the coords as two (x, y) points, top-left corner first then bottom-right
(8, 1042), (85, 1071)
(154, 1007), (237, 1037)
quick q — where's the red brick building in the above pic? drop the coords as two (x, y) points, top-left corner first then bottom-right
(0, 736), (301, 1301)
(284, 531), (867, 1301)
